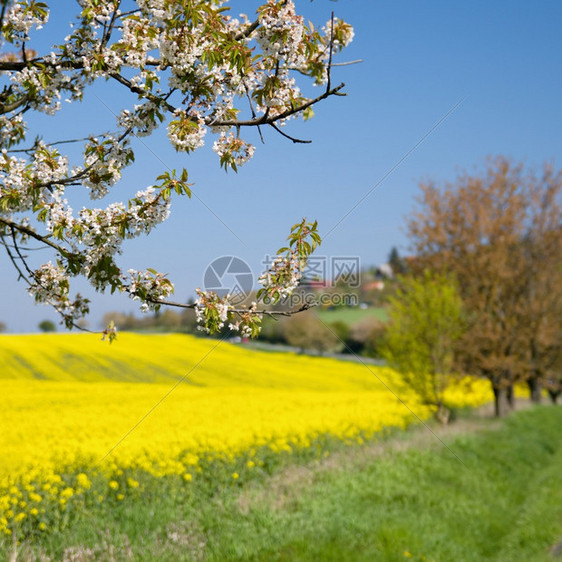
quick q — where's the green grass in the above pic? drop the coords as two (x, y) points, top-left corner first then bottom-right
(7, 405), (562, 561)
(314, 306), (388, 325)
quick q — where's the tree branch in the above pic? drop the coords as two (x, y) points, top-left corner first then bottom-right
(109, 72), (177, 113)
(0, 217), (72, 255)
(269, 122), (311, 144)
(0, 93), (29, 115)
(233, 18), (260, 41)
(207, 82), (346, 128)
(100, 1), (122, 50)
(145, 295), (315, 317)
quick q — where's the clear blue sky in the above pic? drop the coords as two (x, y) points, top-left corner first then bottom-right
(1, 0), (561, 332)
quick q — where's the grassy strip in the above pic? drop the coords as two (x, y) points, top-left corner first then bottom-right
(314, 307), (388, 325)
(218, 405), (562, 562)
(5, 406), (562, 561)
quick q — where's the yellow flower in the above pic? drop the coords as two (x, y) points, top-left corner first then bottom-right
(117, 494), (124, 501)
(30, 508), (39, 516)
(39, 522), (47, 531)
(77, 473), (91, 490)
(14, 512), (26, 523)
(232, 473), (239, 480)
(60, 487), (74, 499)
(184, 453), (199, 466)
(0, 332), (494, 512)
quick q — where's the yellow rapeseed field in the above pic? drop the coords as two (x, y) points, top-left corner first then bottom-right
(0, 333), (492, 537)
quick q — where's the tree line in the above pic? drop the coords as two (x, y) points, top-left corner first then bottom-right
(384, 157), (562, 418)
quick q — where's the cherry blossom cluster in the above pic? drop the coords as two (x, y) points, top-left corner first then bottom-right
(0, 114), (25, 149)
(257, 252), (302, 302)
(193, 220), (320, 336)
(194, 289), (262, 338)
(213, 132), (255, 171)
(194, 289), (233, 334)
(167, 111), (207, 153)
(3, 0), (48, 41)
(0, 144), (68, 214)
(126, 268), (174, 312)
(27, 261), (90, 329)
(118, 101), (163, 138)
(229, 301), (260, 338)
(322, 18), (355, 51)
(256, 218), (321, 305)
(81, 137), (135, 199)
(256, 0), (305, 61)
(0, 1), (350, 335)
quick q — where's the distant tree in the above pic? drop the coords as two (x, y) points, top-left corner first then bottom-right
(388, 247), (407, 275)
(0, 322), (6, 333)
(282, 313), (339, 355)
(345, 317), (386, 357)
(545, 372), (562, 405)
(180, 308), (198, 334)
(102, 308), (191, 333)
(361, 320), (387, 359)
(258, 316), (286, 344)
(156, 309), (180, 331)
(102, 311), (134, 331)
(38, 320), (56, 333)
(381, 272), (465, 424)
(329, 321), (350, 345)
(408, 157), (562, 416)
(514, 175), (562, 403)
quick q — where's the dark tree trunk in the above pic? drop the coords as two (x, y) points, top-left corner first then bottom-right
(527, 378), (542, 404)
(507, 383), (515, 409)
(548, 389), (560, 404)
(435, 403), (451, 425)
(493, 386), (510, 417)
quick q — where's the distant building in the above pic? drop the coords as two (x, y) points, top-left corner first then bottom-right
(363, 280), (385, 292)
(377, 263), (394, 279)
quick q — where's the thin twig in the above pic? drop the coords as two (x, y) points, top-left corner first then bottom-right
(207, 82), (346, 128)
(332, 59), (363, 67)
(8, 135), (100, 153)
(0, 217), (72, 255)
(269, 122), (311, 144)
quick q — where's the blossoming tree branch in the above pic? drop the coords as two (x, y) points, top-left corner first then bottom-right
(0, 0), (353, 340)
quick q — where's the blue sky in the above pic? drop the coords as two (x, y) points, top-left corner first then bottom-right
(1, 0), (561, 332)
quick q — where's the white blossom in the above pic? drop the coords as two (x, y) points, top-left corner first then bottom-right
(0, 0), (351, 332)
